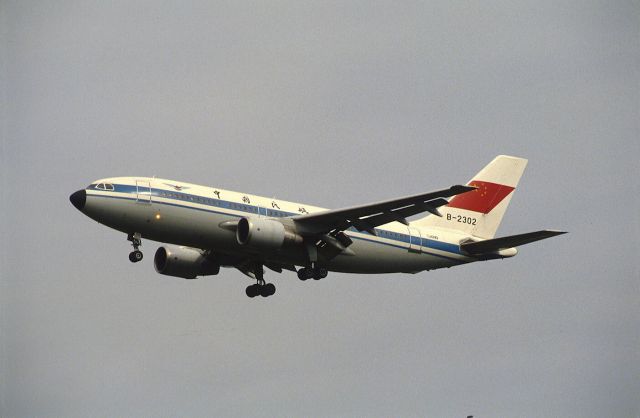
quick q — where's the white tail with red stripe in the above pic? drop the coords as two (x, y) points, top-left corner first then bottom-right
(412, 155), (528, 238)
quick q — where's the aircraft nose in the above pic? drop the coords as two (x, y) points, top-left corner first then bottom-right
(69, 189), (86, 211)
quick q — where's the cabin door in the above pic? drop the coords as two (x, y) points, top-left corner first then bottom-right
(408, 226), (421, 253)
(135, 180), (152, 204)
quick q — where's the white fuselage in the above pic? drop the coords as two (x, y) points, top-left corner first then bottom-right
(79, 177), (478, 274)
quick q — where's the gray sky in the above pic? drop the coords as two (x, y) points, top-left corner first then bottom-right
(1, 1), (639, 417)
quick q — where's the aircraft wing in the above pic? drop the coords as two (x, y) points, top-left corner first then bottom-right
(292, 185), (475, 235)
(460, 230), (567, 254)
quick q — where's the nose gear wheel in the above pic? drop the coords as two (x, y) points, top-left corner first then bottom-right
(127, 233), (143, 263)
(129, 250), (143, 262)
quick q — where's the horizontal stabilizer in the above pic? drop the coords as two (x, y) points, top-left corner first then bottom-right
(461, 230), (567, 255)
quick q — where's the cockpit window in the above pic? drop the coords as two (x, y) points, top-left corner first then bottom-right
(95, 183), (114, 191)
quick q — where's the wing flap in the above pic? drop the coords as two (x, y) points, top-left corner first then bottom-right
(460, 230), (567, 254)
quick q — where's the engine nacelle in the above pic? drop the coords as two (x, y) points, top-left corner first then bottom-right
(236, 217), (303, 250)
(154, 245), (220, 279)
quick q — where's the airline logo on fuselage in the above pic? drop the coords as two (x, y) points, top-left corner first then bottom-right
(163, 183), (190, 191)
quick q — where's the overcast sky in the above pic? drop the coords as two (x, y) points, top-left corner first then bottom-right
(1, 1), (639, 417)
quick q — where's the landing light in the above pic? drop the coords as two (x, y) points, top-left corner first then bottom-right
(155, 213), (161, 220)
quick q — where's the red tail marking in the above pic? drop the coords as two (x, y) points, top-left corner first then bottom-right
(447, 181), (515, 214)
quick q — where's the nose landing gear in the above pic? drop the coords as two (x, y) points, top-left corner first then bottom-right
(127, 233), (143, 263)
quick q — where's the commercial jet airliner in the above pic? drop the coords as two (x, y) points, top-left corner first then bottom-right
(70, 155), (565, 298)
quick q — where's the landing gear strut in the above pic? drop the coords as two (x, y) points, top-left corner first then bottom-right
(127, 233), (143, 263)
(245, 265), (276, 298)
(297, 264), (328, 281)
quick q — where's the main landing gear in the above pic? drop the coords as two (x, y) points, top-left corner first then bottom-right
(127, 233), (143, 263)
(297, 264), (328, 281)
(245, 267), (276, 298)
(246, 282), (276, 298)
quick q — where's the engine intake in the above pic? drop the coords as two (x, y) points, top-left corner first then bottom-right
(154, 245), (220, 279)
(236, 217), (302, 250)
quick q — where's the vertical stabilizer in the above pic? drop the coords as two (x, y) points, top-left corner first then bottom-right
(412, 155), (528, 238)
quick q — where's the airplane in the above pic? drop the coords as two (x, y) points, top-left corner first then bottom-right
(69, 155), (566, 298)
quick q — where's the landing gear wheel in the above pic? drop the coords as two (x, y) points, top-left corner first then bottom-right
(246, 284), (260, 298)
(246, 283), (275, 298)
(314, 267), (328, 280)
(245, 264), (276, 298)
(129, 250), (143, 263)
(127, 233), (143, 263)
(304, 268), (314, 280)
(261, 283), (276, 297)
(301, 265), (328, 280)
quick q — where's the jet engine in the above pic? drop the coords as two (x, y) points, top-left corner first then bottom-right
(236, 217), (303, 250)
(154, 245), (220, 279)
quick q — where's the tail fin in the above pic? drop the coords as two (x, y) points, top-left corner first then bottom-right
(412, 155), (528, 238)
